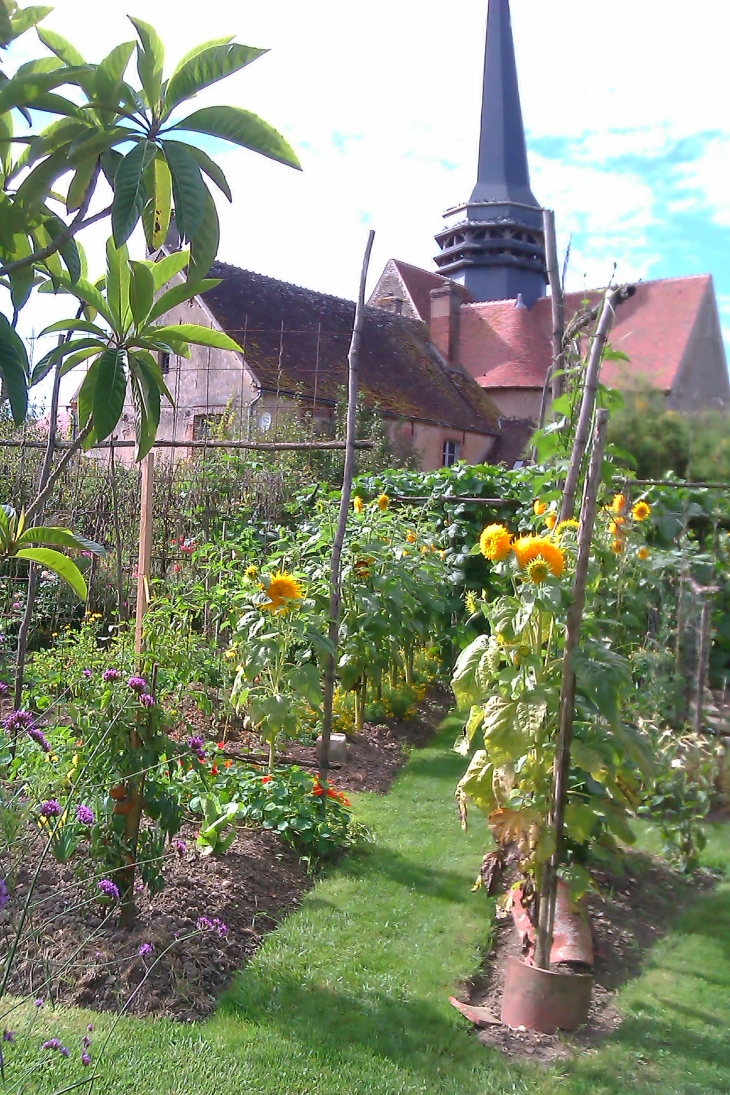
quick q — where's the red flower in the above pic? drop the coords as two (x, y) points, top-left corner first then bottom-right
(326, 788), (351, 806)
(224, 760), (233, 769)
(262, 775), (272, 784)
(211, 764), (219, 776)
(217, 742), (225, 750)
(311, 783), (324, 797)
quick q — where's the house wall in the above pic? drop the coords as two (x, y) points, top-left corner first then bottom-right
(668, 284), (730, 411)
(388, 419), (497, 470)
(482, 388), (541, 419)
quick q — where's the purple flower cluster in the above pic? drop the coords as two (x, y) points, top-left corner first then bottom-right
(97, 879), (120, 901)
(102, 668), (121, 683)
(0, 682), (8, 697)
(3, 710), (34, 734)
(39, 800), (62, 819)
(81, 1052), (91, 1066)
(42, 1038), (69, 1056)
(0, 879), (8, 911)
(82, 668), (93, 679)
(127, 676), (147, 693)
(139, 693), (155, 708)
(76, 804), (94, 826)
(196, 916), (228, 938)
(3, 1029), (14, 1042)
(33, 999), (44, 1008)
(28, 726), (50, 753)
(138, 942), (153, 957)
(188, 735), (205, 761)
(173, 838), (187, 856)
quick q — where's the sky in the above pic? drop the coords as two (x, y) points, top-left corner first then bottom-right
(8, 0), (730, 401)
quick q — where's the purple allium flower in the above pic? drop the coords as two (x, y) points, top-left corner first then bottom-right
(42, 1038), (61, 1050)
(196, 916), (214, 932)
(173, 838), (186, 856)
(212, 918), (228, 938)
(127, 676), (147, 693)
(4, 710), (35, 734)
(0, 682), (8, 697)
(28, 727), (50, 753)
(0, 879), (8, 911)
(81, 1052), (91, 1066)
(11, 602), (21, 611)
(97, 879), (120, 901)
(3, 1029), (14, 1042)
(60, 1046), (70, 1057)
(76, 805), (94, 826)
(188, 735), (205, 761)
(87, 1024), (94, 1032)
(39, 800), (62, 819)
(138, 942), (153, 957)
(139, 693), (155, 708)
(33, 999), (44, 1008)
(102, 668), (121, 683)
(82, 1035), (91, 1049)
(82, 668), (93, 679)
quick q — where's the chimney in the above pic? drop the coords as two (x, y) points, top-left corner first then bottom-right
(430, 281), (464, 367)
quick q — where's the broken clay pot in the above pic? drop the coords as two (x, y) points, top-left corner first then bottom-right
(500, 956), (592, 1033)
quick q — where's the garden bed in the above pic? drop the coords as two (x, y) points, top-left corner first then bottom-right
(455, 851), (718, 1062)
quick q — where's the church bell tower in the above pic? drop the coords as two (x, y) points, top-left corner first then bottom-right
(434, 0), (547, 306)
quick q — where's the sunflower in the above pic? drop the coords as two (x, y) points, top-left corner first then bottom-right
(377, 493), (390, 511)
(609, 521), (625, 536)
(611, 493), (627, 515)
(353, 558), (372, 579)
(632, 500), (651, 522)
(261, 572), (304, 613)
(511, 535), (565, 577)
(244, 564), (258, 580)
(533, 500), (547, 516)
(353, 496), (364, 514)
(479, 523), (512, 561)
(555, 518), (579, 537)
(406, 531), (417, 543)
(611, 539), (625, 554)
(637, 546), (649, 560)
(526, 557), (550, 585)
(545, 513), (557, 530)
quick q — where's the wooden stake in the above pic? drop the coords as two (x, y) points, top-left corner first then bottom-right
(534, 409), (610, 970)
(135, 452), (154, 657)
(545, 209), (565, 407)
(318, 229), (375, 774)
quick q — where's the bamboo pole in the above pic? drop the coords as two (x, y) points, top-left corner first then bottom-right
(134, 453), (154, 656)
(558, 288), (622, 524)
(545, 210), (565, 407)
(534, 408), (609, 971)
(318, 229), (375, 775)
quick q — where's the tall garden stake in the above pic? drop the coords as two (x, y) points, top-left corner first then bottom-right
(318, 229), (375, 776)
(534, 408), (610, 970)
(559, 286), (622, 523)
(536, 209), (565, 435)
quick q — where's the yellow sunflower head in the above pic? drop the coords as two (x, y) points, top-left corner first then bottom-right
(611, 493), (627, 515)
(525, 557), (550, 585)
(244, 564), (258, 580)
(533, 500), (547, 516)
(261, 572), (304, 613)
(611, 538), (625, 554)
(632, 500), (651, 522)
(353, 496), (364, 514)
(511, 535), (565, 577)
(479, 523), (512, 562)
(555, 519), (579, 538)
(545, 513), (557, 530)
(377, 493), (390, 511)
(609, 520), (625, 536)
(465, 590), (478, 614)
(637, 546), (649, 560)
(406, 531), (417, 543)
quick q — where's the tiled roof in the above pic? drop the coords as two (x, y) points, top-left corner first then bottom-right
(462, 275), (715, 392)
(202, 263), (500, 434)
(390, 260), (452, 321)
(489, 417), (535, 467)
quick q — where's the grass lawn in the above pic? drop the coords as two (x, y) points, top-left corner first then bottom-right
(5, 732), (730, 1095)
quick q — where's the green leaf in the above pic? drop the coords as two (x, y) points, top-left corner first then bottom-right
(111, 140), (151, 246)
(15, 546), (87, 599)
(141, 151), (172, 249)
(0, 111), (13, 180)
(0, 312), (28, 424)
(36, 27), (93, 93)
(172, 104), (301, 170)
(168, 35), (234, 77)
(66, 157), (97, 213)
(457, 750), (496, 818)
(16, 526), (105, 555)
(14, 148), (70, 217)
(57, 346), (100, 378)
(93, 347), (127, 441)
(42, 213), (81, 282)
(10, 6), (53, 38)
(67, 126), (129, 167)
(163, 43), (266, 117)
(572, 640), (631, 727)
(105, 236), (130, 333)
(162, 139), (207, 242)
(147, 276), (220, 324)
(129, 16), (164, 112)
(153, 323), (240, 352)
(188, 185), (219, 281)
(38, 317), (107, 339)
(564, 802), (598, 844)
(571, 740), (608, 778)
(451, 634), (490, 709)
(94, 40), (135, 114)
(129, 260), (155, 328)
(76, 356), (98, 432)
(128, 363), (158, 460)
(147, 247), (189, 290)
(38, 274), (115, 327)
(177, 140), (232, 201)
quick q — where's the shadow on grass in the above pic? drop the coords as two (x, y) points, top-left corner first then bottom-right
(337, 844), (473, 904)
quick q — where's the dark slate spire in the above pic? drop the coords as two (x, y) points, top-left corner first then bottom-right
(434, 0), (546, 307)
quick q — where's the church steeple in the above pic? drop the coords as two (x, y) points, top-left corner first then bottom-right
(434, 0), (546, 306)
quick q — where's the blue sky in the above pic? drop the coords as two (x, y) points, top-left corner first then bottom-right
(8, 0), (730, 393)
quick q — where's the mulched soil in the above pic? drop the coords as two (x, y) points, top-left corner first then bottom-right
(3, 692), (446, 1021)
(454, 853), (718, 1062)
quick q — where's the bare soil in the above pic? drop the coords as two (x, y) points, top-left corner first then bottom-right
(455, 853), (718, 1062)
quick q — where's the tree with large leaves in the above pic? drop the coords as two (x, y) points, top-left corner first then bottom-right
(0, 2), (300, 430)
(33, 240), (241, 459)
(0, 502), (105, 599)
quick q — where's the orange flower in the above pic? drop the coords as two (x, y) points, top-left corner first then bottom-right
(479, 524), (512, 562)
(353, 496), (364, 514)
(224, 759), (233, 768)
(611, 539), (625, 554)
(533, 500), (547, 516)
(377, 493), (390, 511)
(406, 532), (417, 543)
(611, 493), (627, 515)
(511, 535), (565, 577)
(261, 572), (304, 614)
(545, 513), (557, 530)
(637, 546), (649, 560)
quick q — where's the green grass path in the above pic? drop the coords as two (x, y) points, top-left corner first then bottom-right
(11, 736), (730, 1095)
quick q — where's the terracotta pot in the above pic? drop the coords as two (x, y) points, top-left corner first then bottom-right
(500, 956), (592, 1033)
